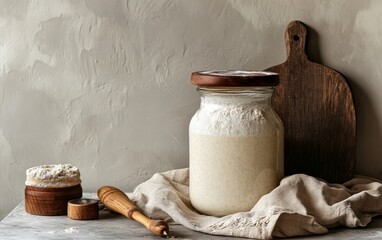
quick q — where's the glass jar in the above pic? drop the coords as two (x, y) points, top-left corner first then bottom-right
(189, 70), (284, 216)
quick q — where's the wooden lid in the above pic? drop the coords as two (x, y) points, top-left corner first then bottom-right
(191, 70), (279, 87)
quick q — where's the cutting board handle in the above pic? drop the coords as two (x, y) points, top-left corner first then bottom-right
(285, 20), (308, 61)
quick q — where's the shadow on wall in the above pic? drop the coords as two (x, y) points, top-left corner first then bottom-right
(347, 77), (382, 179)
(304, 24), (322, 64)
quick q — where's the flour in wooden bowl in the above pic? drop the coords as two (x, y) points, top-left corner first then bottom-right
(25, 164), (81, 188)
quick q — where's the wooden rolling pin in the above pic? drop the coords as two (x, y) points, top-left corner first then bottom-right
(97, 186), (170, 237)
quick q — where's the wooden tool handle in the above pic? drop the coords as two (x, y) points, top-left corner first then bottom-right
(285, 20), (308, 60)
(97, 186), (169, 237)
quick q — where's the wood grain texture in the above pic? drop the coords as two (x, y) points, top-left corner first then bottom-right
(191, 70), (279, 87)
(25, 184), (82, 216)
(97, 186), (169, 237)
(67, 198), (99, 220)
(265, 21), (356, 183)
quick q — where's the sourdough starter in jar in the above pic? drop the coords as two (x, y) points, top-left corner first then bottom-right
(189, 71), (284, 216)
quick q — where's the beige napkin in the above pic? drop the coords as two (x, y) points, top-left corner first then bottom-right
(127, 168), (382, 239)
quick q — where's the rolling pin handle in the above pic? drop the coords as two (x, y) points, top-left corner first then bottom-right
(97, 186), (170, 237)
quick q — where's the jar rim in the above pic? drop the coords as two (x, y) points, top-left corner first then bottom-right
(197, 87), (274, 97)
(191, 70), (279, 87)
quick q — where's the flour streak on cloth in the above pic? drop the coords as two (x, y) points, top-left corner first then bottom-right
(127, 168), (382, 239)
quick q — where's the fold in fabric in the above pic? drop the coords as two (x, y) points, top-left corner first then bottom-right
(127, 169), (382, 239)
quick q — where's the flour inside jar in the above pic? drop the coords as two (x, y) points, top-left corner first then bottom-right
(189, 84), (284, 216)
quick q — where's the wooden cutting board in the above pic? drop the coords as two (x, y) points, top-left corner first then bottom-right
(265, 21), (356, 183)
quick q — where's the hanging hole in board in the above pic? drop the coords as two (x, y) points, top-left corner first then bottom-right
(293, 35), (300, 41)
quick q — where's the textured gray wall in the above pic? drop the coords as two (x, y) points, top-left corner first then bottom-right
(0, 0), (381, 219)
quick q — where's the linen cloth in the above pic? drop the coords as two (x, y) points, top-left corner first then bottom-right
(127, 168), (382, 239)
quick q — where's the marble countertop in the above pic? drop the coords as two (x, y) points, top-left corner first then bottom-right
(1, 194), (382, 240)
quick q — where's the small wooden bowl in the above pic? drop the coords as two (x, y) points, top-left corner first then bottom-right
(68, 198), (99, 220)
(25, 184), (82, 216)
